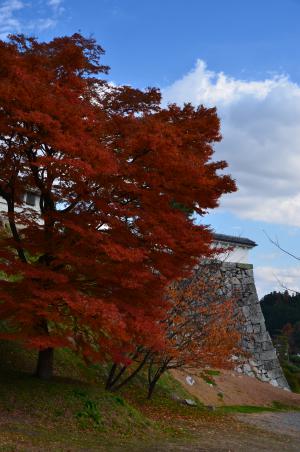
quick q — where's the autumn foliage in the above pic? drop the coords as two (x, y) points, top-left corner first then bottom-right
(105, 262), (242, 398)
(145, 262), (242, 397)
(0, 34), (236, 378)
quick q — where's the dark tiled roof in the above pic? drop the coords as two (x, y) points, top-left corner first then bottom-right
(212, 233), (257, 248)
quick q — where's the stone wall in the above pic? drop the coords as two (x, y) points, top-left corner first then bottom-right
(195, 261), (290, 390)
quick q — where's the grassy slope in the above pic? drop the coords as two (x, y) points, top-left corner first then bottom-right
(0, 340), (207, 451)
(0, 341), (298, 451)
(282, 360), (300, 393)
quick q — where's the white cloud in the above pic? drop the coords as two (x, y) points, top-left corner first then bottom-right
(163, 60), (300, 227)
(0, 0), (64, 38)
(48, 0), (61, 5)
(47, 0), (64, 15)
(29, 17), (56, 31)
(254, 265), (300, 298)
(0, 0), (24, 39)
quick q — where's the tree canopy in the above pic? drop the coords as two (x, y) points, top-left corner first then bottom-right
(0, 33), (236, 377)
(261, 291), (300, 354)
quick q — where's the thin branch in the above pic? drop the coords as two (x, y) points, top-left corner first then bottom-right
(6, 197), (27, 263)
(263, 230), (300, 261)
(273, 272), (300, 295)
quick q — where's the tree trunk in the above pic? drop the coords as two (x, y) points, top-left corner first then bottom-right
(35, 348), (54, 379)
(147, 380), (157, 399)
(105, 363), (118, 390)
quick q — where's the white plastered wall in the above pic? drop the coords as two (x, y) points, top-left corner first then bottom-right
(212, 241), (251, 264)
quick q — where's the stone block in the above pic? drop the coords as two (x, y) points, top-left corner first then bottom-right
(259, 350), (277, 361)
(277, 377), (290, 388)
(243, 363), (251, 372)
(260, 374), (270, 382)
(256, 332), (271, 343)
(268, 368), (285, 379)
(262, 342), (274, 351)
(253, 343), (262, 351)
(244, 341), (255, 351)
(246, 371), (255, 377)
(260, 323), (267, 333)
(242, 306), (250, 319)
(237, 263), (253, 270)
(262, 359), (279, 371)
(253, 324), (261, 334)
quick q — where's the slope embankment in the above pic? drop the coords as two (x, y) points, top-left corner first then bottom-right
(172, 369), (300, 407)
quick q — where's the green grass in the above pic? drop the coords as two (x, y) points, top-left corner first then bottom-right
(0, 341), (147, 450)
(282, 360), (300, 393)
(290, 355), (300, 364)
(218, 405), (275, 414)
(0, 340), (299, 450)
(271, 400), (300, 411)
(204, 370), (221, 376)
(200, 372), (217, 386)
(217, 401), (300, 414)
(0, 340), (208, 450)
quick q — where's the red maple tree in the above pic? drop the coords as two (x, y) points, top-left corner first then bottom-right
(105, 262), (242, 398)
(145, 263), (242, 398)
(0, 34), (236, 378)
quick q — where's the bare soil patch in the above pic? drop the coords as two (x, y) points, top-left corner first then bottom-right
(171, 369), (300, 407)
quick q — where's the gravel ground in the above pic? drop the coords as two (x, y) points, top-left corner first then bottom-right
(237, 411), (300, 438)
(118, 412), (300, 452)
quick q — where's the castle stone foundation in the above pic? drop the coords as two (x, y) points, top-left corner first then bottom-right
(194, 261), (289, 390)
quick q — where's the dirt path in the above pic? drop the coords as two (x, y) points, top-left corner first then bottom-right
(237, 411), (300, 438)
(1, 411), (300, 451)
(118, 412), (300, 451)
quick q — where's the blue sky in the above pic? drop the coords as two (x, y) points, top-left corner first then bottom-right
(2, 0), (300, 296)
